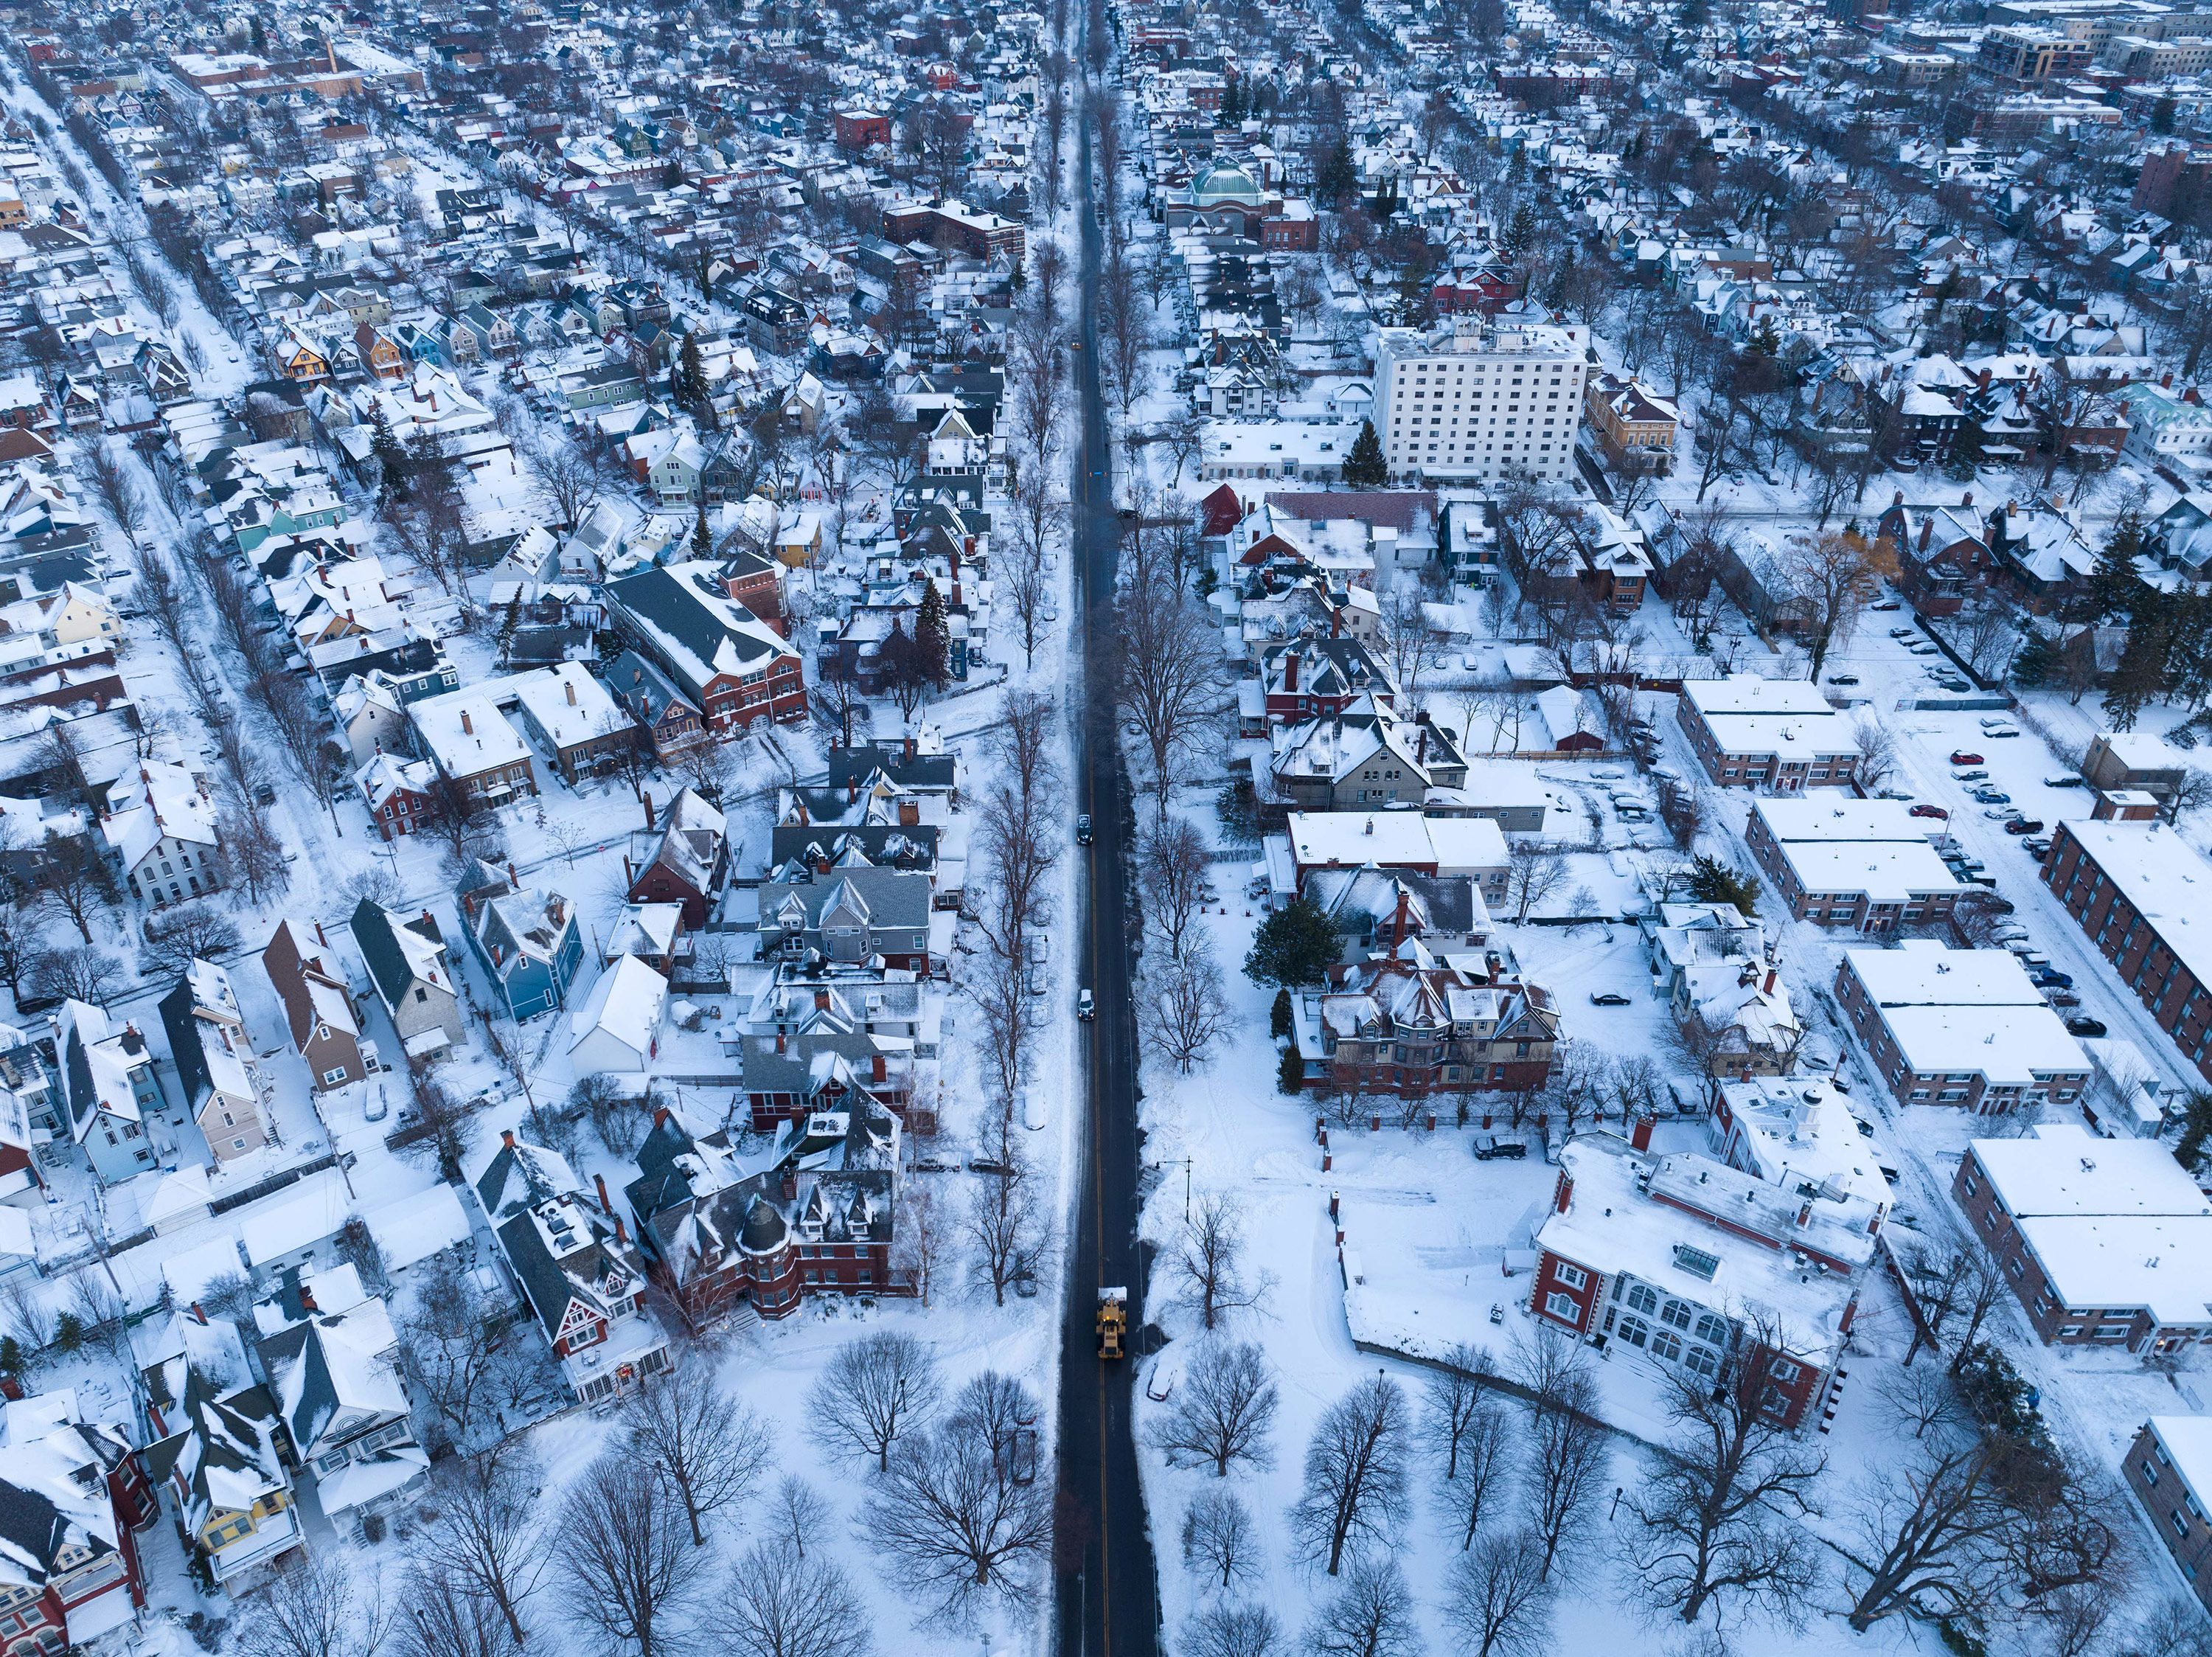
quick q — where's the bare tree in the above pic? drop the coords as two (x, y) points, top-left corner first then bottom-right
(1837, 1434), (2025, 1634)
(1302, 1560), (1420, 1657)
(1626, 1330), (1826, 1626)
(1520, 1367), (1609, 1581)
(1144, 943), (1233, 1075)
(805, 1330), (937, 1473)
(400, 1556), (522, 1657)
(80, 441), (146, 545)
(1852, 714), (1899, 795)
(1503, 843), (1568, 923)
(141, 901), (242, 976)
(1444, 1530), (1554, 1657)
(1184, 1603), (1281, 1657)
(626, 1368), (775, 1546)
(892, 1178), (945, 1307)
(965, 1147), (1050, 1305)
(720, 1539), (872, 1657)
(1114, 570), (1223, 821)
(27, 942), (123, 1009)
(1175, 1192), (1268, 1331)
(422, 1446), (550, 1648)
(1180, 1488), (1259, 1594)
(237, 1557), (392, 1657)
(1440, 1396), (1517, 1552)
(557, 1456), (707, 1657)
(771, 1476), (832, 1560)
(1377, 578), (1444, 701)
(1155, 1341), (1279, 1477)
(1291, 1376), (1413, 1576)
(1874, 1361), (1966, 1441)
(392, 1253), (529, 1456)
(862, 1369), (1054, 1615)
(1138, 815), (1212, 962)
(1422, 1342), (1495, 1480)
(1781, 530), (1894, 683)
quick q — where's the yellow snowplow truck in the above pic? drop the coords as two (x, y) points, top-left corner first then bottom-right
(1096, 1288), (1127, 1359)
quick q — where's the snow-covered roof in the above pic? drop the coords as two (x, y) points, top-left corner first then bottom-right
(568, 953), (667, 1071)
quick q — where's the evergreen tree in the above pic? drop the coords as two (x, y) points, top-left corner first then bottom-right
(1543, 245), (1574, 310)
(2102, 591), (2170, 732)
(2090, 508), (2147, 623)
(2155, 94), (2179, 135)
(1271, 987), (1293, 1040)
(1341, 419), (1388, 487)
(1500, 200), (1538, 263)
(1686, 854), (1759, 917)
(1278, 1045), (1305, 1095)
(913, 578), (951, 688)
(2176, 1087), (2212, 1175)
(691, 501), (714, 562)
(368, 405), (407, 504)
(1244, 897), (1340, 987)
(2010, 623), (2053, 687)
(676, 331), (707, 411)
(1317, 134), (1357, 208)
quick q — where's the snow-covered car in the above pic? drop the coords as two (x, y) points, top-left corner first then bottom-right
(1888, 627), (1916, 639)
(1952, 768), (1988, 782)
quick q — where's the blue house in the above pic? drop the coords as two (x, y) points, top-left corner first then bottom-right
(458, 863), (583, 1022)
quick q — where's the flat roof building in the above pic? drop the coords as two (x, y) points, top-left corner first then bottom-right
(1834, 940), (2088, 1114)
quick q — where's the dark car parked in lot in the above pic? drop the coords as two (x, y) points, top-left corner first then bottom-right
(2035, 968), (2074, 988)
(2066, 1017), (2108, 1038)
(2005, 818), (2045, 835)
(1472, 1134), (1527, 1161)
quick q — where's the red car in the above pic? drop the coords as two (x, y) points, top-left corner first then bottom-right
(1950, 751), (1983, 765)
(1910, 804), (1950, 820)
(2005, 818), (2045, 835)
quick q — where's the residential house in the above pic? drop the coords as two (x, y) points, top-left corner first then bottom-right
(58, 1000), (161, 1184)
(408, 687), (538, 805)
(138, 1308), (301, 1584)
(262, 920), (367, 1091)
(102, 761), (223, 909)
(251, 1265), (427, 1518)
(1676, 676), (1857, 792)
(624, 788), (728, 928)
(759, 864), (935, 973)
(568, 954), (668, 1077)
(348, 900), (465, 1060)
(470, 1132), (671, 1403)
(157, 959), (268, 1164)
(604, 650), (707, 759)
(458, 863), (582, 1021)
(503, 664), (629, 785)
(0, 1390), (156, 1650)
(626, 1098), (900, 1328)
(604, 562), (807, 732)
(1287, 951), (1561, 1097)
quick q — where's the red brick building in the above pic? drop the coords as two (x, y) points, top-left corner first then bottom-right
(1531, 1133), (1874, 1429)
(2043, 817), (2212, 1084)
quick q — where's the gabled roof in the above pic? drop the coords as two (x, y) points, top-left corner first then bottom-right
(348, 900), (453, 1015)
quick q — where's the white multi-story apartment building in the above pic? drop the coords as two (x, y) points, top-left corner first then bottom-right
(1374, 321), (1590, 483)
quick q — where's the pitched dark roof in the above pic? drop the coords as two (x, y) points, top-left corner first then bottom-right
(158, 977), (212, 1111)
(349, 898), (445, 1015)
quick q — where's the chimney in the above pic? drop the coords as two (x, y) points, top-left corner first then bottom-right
(872, 1052), (887, 1083)
(903, 733), (917, 763)
(1796, 1200), (1812, 1227)
(622, 854), (636, 884)
(501, 1128), (516, 1149)
(508, 861), (518, 889)
(1391, 887), (1410, 951)
(644, 792), (655, 829)
(2165, 370), (2175, 389)
(1962, 490), (1973, 509)
(1764, 967), (1777, 996)
(1284, 650), (1298, 693)
(654, 1105), (672, 1130)
(1554, 1173), (1573, 1214)
(461, 709), (473, 735)
(776, 1031), (787, 1053)
(190, 1301), (206, 1324)
(814, 988), (831, 1010)
(315, 920), (330, 948)
(1918, 517), (1931, 552)
(566, 678), (577, 705)
(297, 1280), (318, 1313)
(594, 1173), (613, 1215)
(1331, 606), (1341, 637)
(1630, 1113), (1655, 1152)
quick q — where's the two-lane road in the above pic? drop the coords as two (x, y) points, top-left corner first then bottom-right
(1052, 15), (1159, 1657)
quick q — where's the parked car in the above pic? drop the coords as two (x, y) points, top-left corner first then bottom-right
(1076, 813), (1093, 845)
(1829, 673), (1860, 686)
(911, 1155), (961, 1173)
(1077, 988), (1095, 1021)
(1950, 751), (1985, 765)
(1878, 788), (1915, 801)
(1975, 895), (2016, 914)
(2005, 818), (2045, 835)
(2035, 968), (2074, 988)
(1986, 725), (2023, 738)
(1590, 991), (1632, 1007)
(1472, 1134), (1528, 1161)
(2066, 1017), (2109, 1038)
(1888, 627), (1916, 639)
(1873, 599), (1902, 611)
(2023, 837), (2052, 858)
(1910, 804), (1951, 819)
(2046, 990), (2082, 1009)
(1979, 716), (2011, 730)
(2044, 776), (2085, 789)
(1952, 768), (1988, 782)
(1972, 788), (2010, 805)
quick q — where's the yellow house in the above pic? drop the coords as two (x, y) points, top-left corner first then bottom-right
(1584, 369), (1680, 476)
(276, 332), (330, 383)
(46, 583), (119, 645)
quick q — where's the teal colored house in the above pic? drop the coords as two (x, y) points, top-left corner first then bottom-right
(458, 863), (583, 1021)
